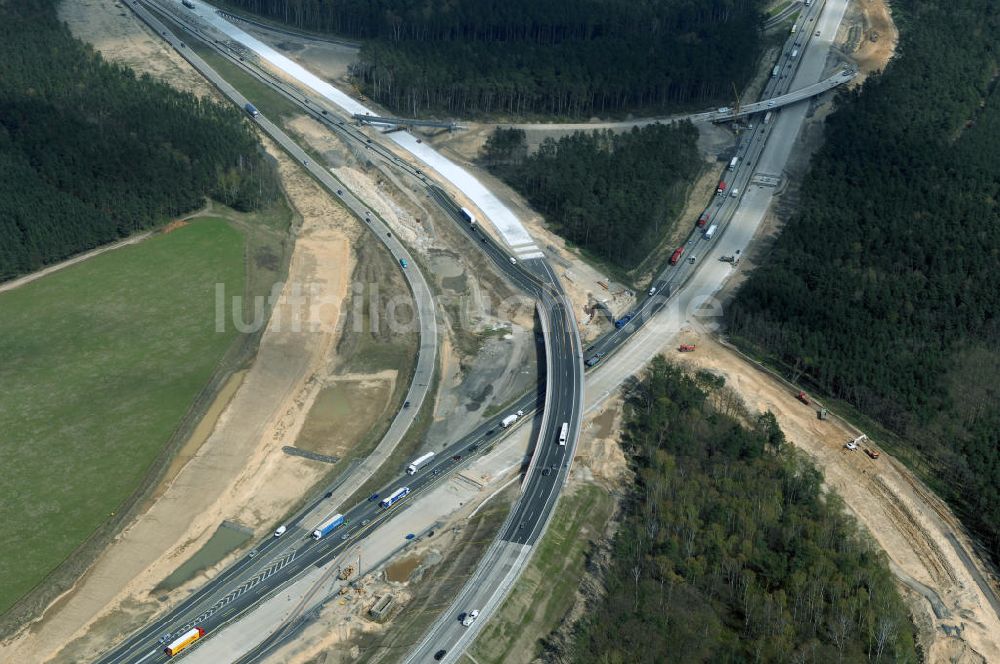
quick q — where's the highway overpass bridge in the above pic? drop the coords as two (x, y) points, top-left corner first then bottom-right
(353, 113), (462, 131)
(698, 68), (856, 123)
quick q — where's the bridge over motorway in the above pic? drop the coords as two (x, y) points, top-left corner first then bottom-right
(353, 113), (462, 131)
(699, 68), (856, 123)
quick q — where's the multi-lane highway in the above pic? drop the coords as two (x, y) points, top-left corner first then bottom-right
(96, 3), (583, 662)
(98, 0), (833, 660)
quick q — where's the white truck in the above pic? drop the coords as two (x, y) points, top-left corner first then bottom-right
(406, 452), (435, 475)
(460, 207), (476, 225)
(772, 65), (780, 78)
(704, 224), (718, 240)
(728, 156), (739, 171)
(501, 410), (525, 428)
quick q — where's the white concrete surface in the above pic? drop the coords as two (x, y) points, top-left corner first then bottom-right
(185, 1), (540, 254)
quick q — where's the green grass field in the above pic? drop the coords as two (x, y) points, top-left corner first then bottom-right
(0, 219), (245, 615)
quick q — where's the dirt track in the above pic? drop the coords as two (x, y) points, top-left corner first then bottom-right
(672, 331), (1000, 663)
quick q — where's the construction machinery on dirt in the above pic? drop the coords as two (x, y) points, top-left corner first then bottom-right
(678, 344), (697, 352)
(796, 391), (810, 405)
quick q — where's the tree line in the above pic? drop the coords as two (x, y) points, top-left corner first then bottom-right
(727, 0), (1000, 566)
(220, 0), (766, 117)
(481, 124), (700, 268)
(0, 0), (281, 281)
(566, 358), (917, 662)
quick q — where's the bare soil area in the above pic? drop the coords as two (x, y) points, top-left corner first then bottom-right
(669, 332), (1000, 663)
(841, 0), (899, 85)
(59, 0), (221, 100)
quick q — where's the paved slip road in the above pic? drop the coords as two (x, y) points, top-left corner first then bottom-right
(97, 5), (582, 663)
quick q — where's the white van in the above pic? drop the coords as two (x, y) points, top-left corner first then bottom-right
(274, 525), (287, 538)
(730, 188), (740, 198)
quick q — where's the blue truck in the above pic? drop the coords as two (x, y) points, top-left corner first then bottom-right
(311, 513), (345, 540)
(380, 487), (410, 509)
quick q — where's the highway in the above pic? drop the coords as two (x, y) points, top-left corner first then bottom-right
(583, 0), (834, 370)
(95, 3), (583, 663)
(97, 0), (826, 660)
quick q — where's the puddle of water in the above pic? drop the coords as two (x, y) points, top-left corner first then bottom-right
(156, 523), (251, 591)
(384, 554), (423, 583)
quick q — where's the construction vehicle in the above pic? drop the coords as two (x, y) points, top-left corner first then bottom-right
(818, 408), (829, 420)
(719, 255), (740, 265)
(678, 344), (696, 352)
(796, 391), (810, 405)
(339, 565), (354, 580)
(865, 448), (881, 460)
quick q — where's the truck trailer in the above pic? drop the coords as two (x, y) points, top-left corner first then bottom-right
(704, 224), (718, 240)
(728, 156), (739, 170)
(717, 180), (727, 194)
(697, 212), (710, 227)
(381, 487), (410, 508)
(164, 627), (204, 657)
(670, 247), (685, 265)
(460, 207), (476, 225)
(406, 452), (435, 475)
(501, 410), (525, 428)
(311, 513), (345, 540)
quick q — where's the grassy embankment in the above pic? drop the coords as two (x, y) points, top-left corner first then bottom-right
(0, 219), (245, 615)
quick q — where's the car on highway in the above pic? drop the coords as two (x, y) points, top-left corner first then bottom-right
(361, 519), (370, 526)
(337, 189), (343, 195)
(403, 400), (411, 408)
(274, 525), (287, 537)
(451, 454), (462, 461)
(461, 609), (480, 626)
(815, 30), (821, 36)
(400, 258), (408, 268)
(542, 468), (552, 477)
(368, 493), (380, 502)
(585, 352), (606, 367)
(434, 650), (447, 661)
(509, 256), (517, 264)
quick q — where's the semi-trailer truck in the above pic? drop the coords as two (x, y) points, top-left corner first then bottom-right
(311, 513), (345, 540)
(697, 212), (710, 227)
(244, 103), (259, 118)
(704, 224), (718, 240)
(670, 247), (685, 265)
(717, 180), (727, 193)
(406, 452), (435, 475)
(460, 207), (476, 225)
(728, 157), (739, 170)
(164, 627), (204, 657)
(501, 410), (525, 428)
(381, 487), (410, 508)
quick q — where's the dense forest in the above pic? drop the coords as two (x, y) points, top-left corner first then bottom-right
(221, 0), (767, 117)
(482, 125), (700, 268)
(727, 0), (1000, 566)
(0, 0), (280, 281)
(569, 358), (917, 662)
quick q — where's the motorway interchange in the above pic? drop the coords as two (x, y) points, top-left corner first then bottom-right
(96, 0), (849, 661)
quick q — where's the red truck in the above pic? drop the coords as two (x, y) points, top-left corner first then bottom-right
(697, 212), (710, 227)
(670, 247), (685, 265)
(717, 180), (727, 194)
